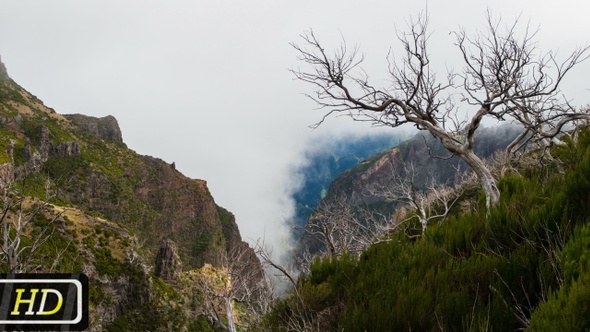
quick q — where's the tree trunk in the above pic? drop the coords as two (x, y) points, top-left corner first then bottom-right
(225, 297), (236, 332)
(460, 150), (500, 209)
(437, 133), (501, 209)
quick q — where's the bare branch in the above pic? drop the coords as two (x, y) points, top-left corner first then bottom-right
(293, 10), (589, 209)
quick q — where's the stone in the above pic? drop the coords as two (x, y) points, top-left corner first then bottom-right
(154, 239), (183, 281)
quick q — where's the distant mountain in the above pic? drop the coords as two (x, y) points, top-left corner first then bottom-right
(326, 125), (523, 206)
(292, 133), (405, 226)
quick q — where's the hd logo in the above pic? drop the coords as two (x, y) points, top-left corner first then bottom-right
(0, 274), (88, 331)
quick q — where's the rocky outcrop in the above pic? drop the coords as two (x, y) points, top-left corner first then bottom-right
(54, 141), (81, 157)
(22, 125), (80, 172)
(65, 114), (123, 143)
(0, 163), (14, 187)
(0, 65), (255, 272)
(154, 239), (183, 281)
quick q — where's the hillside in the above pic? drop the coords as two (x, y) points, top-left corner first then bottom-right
(266, 126), (590, 330)
(0, 56), (263, 330)
(292, 133), (403, 226)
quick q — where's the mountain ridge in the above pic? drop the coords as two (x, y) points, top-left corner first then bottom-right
(0, 55), (262, 330)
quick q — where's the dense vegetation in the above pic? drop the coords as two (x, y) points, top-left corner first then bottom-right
(264, 129), (590, 331)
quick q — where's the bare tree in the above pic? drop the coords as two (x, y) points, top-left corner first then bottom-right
(193, 244), (272, 332)
(367, 163), (465, 237)
(254, 239), (345, 332)
(0, 176), (63, 273)
(298, 196), (395, 261)
(291, 11), (589, 209)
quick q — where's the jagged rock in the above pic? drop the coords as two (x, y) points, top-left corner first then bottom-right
(0, 56), (265, 331)
(21, 126), (81, 171)
(54, 141), (80, 157)
(154, 239), (183, 281)
(38, 125), (52, 159)
(23, 138), (45, 172)
(65, 114), (123, 143)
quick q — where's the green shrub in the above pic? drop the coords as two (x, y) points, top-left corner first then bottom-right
(265, 128), (590, 331)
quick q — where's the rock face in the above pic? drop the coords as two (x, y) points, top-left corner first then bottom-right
(0, 57), (258, 270)
(0, 163), (13, 187)
(65, 113), (123, 143)
(0, 54), (264, 331)
(154, 239), (183, 281)
(22, 125), (80, 172)
(54, 141), (81, 157)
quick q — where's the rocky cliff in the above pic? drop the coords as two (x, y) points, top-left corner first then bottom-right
(0, 56), (263, 330)
(65, 113), (123, 143)
(295, 126), (523, 257)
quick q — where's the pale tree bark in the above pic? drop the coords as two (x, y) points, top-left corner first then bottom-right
(292, 10), (589, 209)
(299, 196), (395, 259)
(195, 244), (272, 332)
(254, 239), (346, 332)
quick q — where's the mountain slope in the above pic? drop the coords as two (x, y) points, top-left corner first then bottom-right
(0, 56), (262, 330)
(0, 56), (248, 269)
(292, 133), (404, 225)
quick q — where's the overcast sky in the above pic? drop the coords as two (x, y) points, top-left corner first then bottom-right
(1, 1), (589, 256)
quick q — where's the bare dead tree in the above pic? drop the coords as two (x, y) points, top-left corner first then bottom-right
(194, 244), (272, 332)
(254, 240), (299, 288)
(299, 196), (395, 259)
(292, 11), (589, 209)
(0, 176), (64, 273)
(253, 239), (343, 332)
(367, 163), (465, 237)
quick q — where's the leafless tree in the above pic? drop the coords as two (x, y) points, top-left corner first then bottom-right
(297, 195), (395, 263)
(194, 244), (272, 332)
(366, 163), (465, 237)
(254, 239), (344, 332)
(254, 240), (299, 288)
(291, 11), (589, 209)
(0, 176), (63, 273)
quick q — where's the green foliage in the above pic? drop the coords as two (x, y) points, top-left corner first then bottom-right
(265, 128), (590, 331)
(216, 205), (234, 225)
(528, 223), (590, 331)
(0, 80), (27, 104)
(106, 274), (195, 332)
(93, 247), (123, 276)
(192, 231), (213, 257)
(188, 317), (224, 332)
(44, 154), (89, 179)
